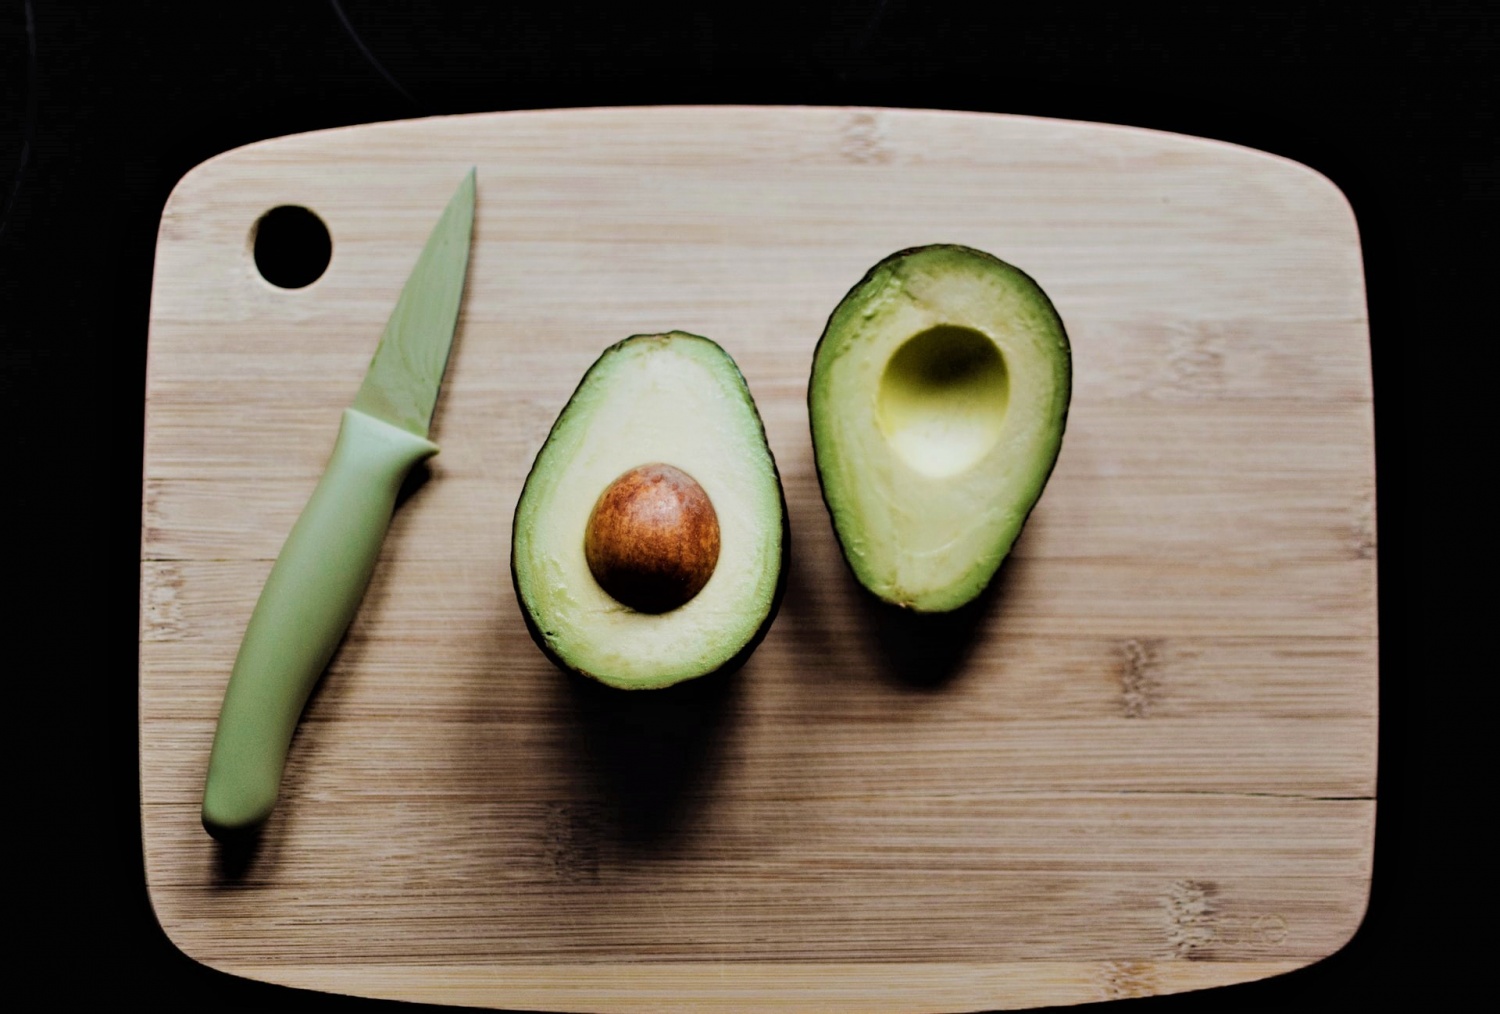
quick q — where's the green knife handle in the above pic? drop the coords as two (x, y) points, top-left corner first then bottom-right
(202, 408), (439, 839)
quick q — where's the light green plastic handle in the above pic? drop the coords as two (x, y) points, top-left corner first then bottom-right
(202, 408), (438, 838)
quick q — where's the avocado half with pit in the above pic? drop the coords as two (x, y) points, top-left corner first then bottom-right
(512, 332), (788, 689)
(809, 245), (1071, 613)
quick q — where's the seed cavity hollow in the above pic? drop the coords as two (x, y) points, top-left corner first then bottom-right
(876, 324), (1009, 477)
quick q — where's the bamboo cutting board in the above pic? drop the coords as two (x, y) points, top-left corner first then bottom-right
(139, 107), (1376, 1011)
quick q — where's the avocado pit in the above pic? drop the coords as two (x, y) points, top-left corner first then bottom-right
(585, 463), (721, 614)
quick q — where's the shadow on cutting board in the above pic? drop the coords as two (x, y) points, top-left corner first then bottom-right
(559, 666), (741, 850)
(862, 559), (1016, 690)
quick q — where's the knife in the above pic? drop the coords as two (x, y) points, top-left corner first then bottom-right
(202, 170), (476, 840)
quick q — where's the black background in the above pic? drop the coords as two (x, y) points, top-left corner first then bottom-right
(4, 1), (1488, 1009)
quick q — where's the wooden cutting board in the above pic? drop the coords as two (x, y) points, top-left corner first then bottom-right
(139, 106), (1376, 1012)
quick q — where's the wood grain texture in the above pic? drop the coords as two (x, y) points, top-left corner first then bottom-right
(139, 106), (1376, 1011)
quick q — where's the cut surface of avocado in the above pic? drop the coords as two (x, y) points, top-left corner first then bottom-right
(809, 245), (1071, 612)
(512, 332), (787, 689)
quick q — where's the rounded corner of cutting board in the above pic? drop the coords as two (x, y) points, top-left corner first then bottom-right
(140, 870), (233, 984)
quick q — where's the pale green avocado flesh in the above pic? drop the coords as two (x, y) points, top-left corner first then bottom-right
(810, 245), (1071, 612)
(512, 332), (786, 689)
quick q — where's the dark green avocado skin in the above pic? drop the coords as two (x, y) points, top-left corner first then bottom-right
(510, 332), (790, 688)
(807, 244), (1073, 612)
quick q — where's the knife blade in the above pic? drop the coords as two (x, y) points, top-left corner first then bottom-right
(202, 170), (476, 840)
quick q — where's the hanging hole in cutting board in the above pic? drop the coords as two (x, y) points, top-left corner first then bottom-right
(251, 205), (331, 288)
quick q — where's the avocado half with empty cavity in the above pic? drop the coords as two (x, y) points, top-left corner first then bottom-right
(809, 245), (1071, 613)
(512, 332), (788, 689)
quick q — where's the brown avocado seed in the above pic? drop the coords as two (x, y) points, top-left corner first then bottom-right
(585, 463), (722, 614)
